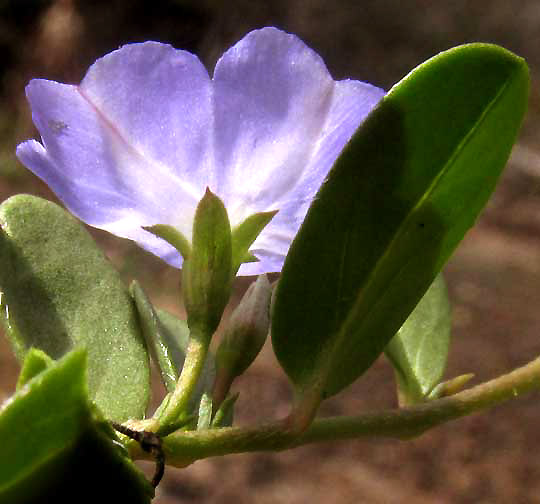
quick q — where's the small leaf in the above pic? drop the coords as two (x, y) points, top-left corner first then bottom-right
(16, 348), (53, 390)
(428, 373), (474, 399)
(156, 309), (191, 351)
(272, 44), (529, 404)
(0, 195), (150, 421)
(0, 349), (153, 503)
(385, 274), (451, 405)
(131, 280), (188, 392)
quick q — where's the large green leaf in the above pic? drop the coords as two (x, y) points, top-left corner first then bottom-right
(0, 349), (153, 503)
(385, 274), (451, 405)
(272, 44), (528, 402)
(0, 195), (150, 421)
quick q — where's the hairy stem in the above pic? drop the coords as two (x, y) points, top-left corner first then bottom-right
(155, 332), (208, 435)
(129, 356), (540, 465)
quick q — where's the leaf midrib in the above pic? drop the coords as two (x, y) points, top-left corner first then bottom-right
(326, 65), (517, 382)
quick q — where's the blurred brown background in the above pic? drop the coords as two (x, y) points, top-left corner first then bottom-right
(1, 1), (540, 502)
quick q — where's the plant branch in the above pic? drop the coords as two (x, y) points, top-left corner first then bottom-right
(129, 356), (540, 466)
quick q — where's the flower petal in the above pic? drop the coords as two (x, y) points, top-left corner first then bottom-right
(80, 42), (213, 191)
(16, 77), (186, 265)
(214, 28), (384, 274)
(266, 79), (385, 243)
(17, 29), (384, 275)
(16, 42), (221, 268)
(212, 27), (335, 219)
(17, 138), (182, 268)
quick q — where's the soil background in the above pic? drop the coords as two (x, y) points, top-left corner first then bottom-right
(1, 1), (540, 502)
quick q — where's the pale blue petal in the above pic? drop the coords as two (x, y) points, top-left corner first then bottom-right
(213, 28), (384, 273)
(16, 42), (219, 268)
(17, 30), (384, 275)
(80, 42), (213, 192)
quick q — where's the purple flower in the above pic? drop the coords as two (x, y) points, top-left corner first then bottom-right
(17, 27), (384, 275)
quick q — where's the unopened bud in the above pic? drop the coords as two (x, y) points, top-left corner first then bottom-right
(216, 275), (272, 379)
(183, 188), (234, 338)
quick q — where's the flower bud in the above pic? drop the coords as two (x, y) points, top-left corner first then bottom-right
(216, 275), (272, 379)
(182, 188), (234, 339)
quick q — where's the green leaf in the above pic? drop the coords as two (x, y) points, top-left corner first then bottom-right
(272, 44), (529, 403)
(0, 349), (153, 503)
(0, 195), (150, 421)
(385, 274), (451, 405)
(16, 348), (53, 390)
(156, 308), (191, 351)
(131, 280), (188, 392)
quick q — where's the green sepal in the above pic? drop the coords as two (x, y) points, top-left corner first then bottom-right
(243, 252), (259, 263)
(0, 349), (153, 503)
(272, 44), (529, 405)
(231, 210), (277, 271)
(143, 224), (191, 260)
(183, 188), (233, 338)
(385, 274), (451, 405)
(16, 348), (53, 390)
(0, 195), (150, 421)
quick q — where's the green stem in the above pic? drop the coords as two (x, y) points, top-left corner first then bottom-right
(129, 356), (540, 465)
(155, 331), (208, 435)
